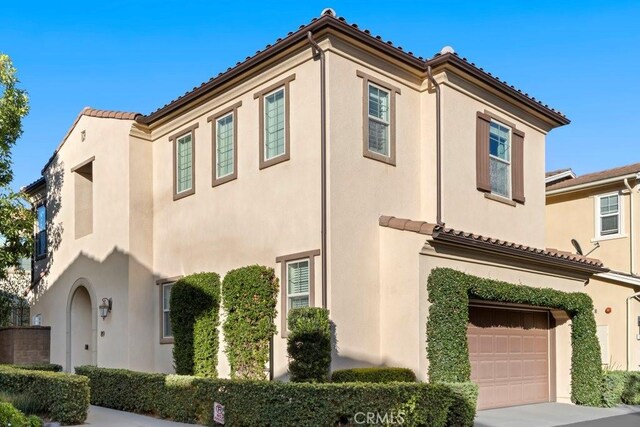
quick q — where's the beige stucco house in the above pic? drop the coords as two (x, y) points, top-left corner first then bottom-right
(23, 10), (610, 410)
(546, 163), (640, 371)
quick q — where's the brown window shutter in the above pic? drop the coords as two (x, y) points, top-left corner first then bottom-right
(511, 129), (525, 204)
(476, 112), (491, 192)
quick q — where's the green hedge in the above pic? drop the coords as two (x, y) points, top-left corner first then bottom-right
(222, 265), (278, 380)
(0, 401), (42, 427)
(287, 307), (331, 382)
(0, 366), (89, 425)
(76, 365), (478, 426)
(170, 272), (221, 377)
(602, 371), (640, 406)
(332, 367), (416, 383)
(426, 268), (602, 406)
(5, 363), (63, 372)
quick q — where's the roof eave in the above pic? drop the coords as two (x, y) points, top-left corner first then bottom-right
(21, 177), (46, 195)
(546, 173), (639, 195)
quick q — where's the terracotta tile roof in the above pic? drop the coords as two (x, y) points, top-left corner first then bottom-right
(379, 215), (606, 272)
(81, 107), (140, 120)
(547, 162), (640, 192)
(138, 12), (568, 126)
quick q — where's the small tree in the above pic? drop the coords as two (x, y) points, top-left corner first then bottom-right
(287, 307), (331, 382)
(222, 265), (278, 380)
(170, 272), (221, 377)
(0, 267), (30, 326)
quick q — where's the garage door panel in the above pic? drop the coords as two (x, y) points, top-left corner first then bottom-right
(468, 305), (549, 410)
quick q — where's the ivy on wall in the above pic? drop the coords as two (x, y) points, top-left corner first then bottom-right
(426, 268), (602, 406)
(170, 272), (221, 377)
(222, 265), (278, 380)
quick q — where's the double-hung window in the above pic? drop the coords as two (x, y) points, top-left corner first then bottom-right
(209, 101), (241, 187)
(161, 282), (174, 343)
(254, 74), (295, 169)
(597, 193), (621, 238)
(171, 124), (198, 200)
(357, 71), (400, 166)
(489, 121), (511, 198)
(35, 204), (47, 259)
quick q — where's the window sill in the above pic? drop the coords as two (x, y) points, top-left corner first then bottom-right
(259, 152), (290, 170)
(484, 192), (516, 207)
(212, 173), (237, 188)
(592, 234), (627, 243)
(173, 188), (195, 201)
(35, 254), (47, 261)
(363, 150), (396, 166)
(160, 337), (174, 345)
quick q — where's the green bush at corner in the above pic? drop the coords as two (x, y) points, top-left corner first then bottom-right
(331, 367), (416, 383)
(5, 363), (63, 372)
(170, 272), (221, 377)
(0, 366), (87, 425)
(76, 365), (478, 426)
(0, 401), (42, 427)
(222, 265), (278, 380)
(287, 307), (331, 382)
(602, 371), (640, 406)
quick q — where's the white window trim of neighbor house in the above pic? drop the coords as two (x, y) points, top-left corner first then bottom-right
(593, 192), (625, 241)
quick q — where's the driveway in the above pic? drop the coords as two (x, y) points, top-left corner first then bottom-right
(70, 405), (202, 427)
(474, 403), (640, 427)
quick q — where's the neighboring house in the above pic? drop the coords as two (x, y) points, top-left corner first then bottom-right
(22, 10), (609, 410)
(546, 163), (640, 370)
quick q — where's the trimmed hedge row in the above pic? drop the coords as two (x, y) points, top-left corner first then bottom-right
(76, 365), (478, 426)
(602, 371), (640, 407)
(0, 366), (89, 425)
(222, 265), (278, 380)
(331, 367), (417, 383)
(170, 272), (221, 377)
(427, 268), (602, 406)
(0, 401), (42, 427)
(287, 307), (331, 382)
(5, 363), (63, 372)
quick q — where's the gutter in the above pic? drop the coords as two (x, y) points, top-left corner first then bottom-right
(307, 31), (328, 309)
(624, 178), (638, 275)
(546, 173), (639, 195)
(426, 66), (443, 226)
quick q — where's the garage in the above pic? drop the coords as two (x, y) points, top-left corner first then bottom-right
(468, 304), (551, 410)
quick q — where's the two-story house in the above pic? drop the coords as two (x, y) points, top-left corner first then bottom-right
(547, 163), (640, 371)
(23, 10), (607, 410)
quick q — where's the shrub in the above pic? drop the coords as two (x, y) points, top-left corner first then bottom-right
(620, 371), (640, 405)
(222, 265), (278, 379)
(426, 268), (603, 406)
(7, 363), (63, 372)
(0, 401), (42, 427)
(332, 367), (416, 383)
(170, 272), (221, 377)
(0, 392), (47, 417)
(287, 307), (331, 382)
(75, 365), (478, 426)
(602, 371), (628, 407)
(0, 365), (89, 425)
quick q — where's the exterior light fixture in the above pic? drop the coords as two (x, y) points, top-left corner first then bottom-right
(99, 298), (112, 320)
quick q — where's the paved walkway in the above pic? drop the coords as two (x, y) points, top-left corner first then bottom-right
(474, 403), (640, 427)
(71, 405), (201, 427)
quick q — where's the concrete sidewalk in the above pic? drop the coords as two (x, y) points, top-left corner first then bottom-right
(71, 405), (202, 427)
(474, 403), (640, 427)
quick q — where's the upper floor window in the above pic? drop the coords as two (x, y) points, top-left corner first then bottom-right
(476, 111), (525, 205)
(356, 70), (400, 166)
(209, 102), (241, 187)
(489, 121), (511, 198)
(170, 124), (198, 200)
(35, 203), (47, 259)
(596, 193), (622, 238)
(254, 74), (295, 169)
(72, 157), (94, 239)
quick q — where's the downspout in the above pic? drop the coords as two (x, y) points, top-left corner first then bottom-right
(627, 291), (640, 370)
(307, 31), (328, 309)
(624, 177), (637, 275)
(426, 66), (443, 226)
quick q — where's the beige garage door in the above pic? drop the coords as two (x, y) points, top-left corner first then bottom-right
(468, 305), (550, 410)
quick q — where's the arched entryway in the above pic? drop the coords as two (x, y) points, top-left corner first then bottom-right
(66, 279), (97, 372)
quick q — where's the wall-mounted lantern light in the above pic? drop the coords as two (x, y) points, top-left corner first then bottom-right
(99, 298), (112, 320)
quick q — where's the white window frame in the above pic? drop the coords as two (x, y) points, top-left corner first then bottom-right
(263, 87), (287, 162)
(35, 203), (47, 258)
(215, 112), (234, 179)
(286, 259), (310, 312)
(367, 82), (391, 157)
(489, 119), (512, 199)
(176, 132), (194, 194)
(594, 192), (624, 241)
(162, 282), (174, 340)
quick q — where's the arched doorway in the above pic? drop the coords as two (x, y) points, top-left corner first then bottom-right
(66, 279), (97, 372)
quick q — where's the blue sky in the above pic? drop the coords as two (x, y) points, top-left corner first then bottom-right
(3, 0), (639, 190)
